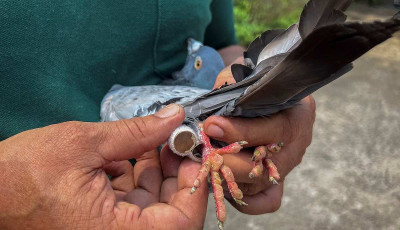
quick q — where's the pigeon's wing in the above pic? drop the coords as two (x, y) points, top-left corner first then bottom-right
(222, 19), (400, 117)
(183, 53), (289, 121)
(235, 0), (353, 81)
(244, 29), (285, 67)
(182, 18), (400, 120)
(101, 85), (208, 121)
(299, 0), (352, 39)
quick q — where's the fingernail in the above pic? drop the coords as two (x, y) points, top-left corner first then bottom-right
(206, 124), (224, 138)
(155, 104), (181, 118)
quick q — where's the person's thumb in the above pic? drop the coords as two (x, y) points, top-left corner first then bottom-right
(97, 104), (185, 161)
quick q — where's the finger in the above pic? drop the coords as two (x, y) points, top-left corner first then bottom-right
(213, 57), (244, 89)
(123, 150), (162, 209)
(237, 182), (269, 197)
(104, 161), (135, 192)
(160, 144), (183, 178)
(159, 145), (184, 203)
(203, 114), (289, 147)
(203, 97), (316, 146)
(228, 182), (284, 215)
(114, 159), (207, 229)
(222, 149), (270, 184)
(160, 177), (178, 204)
(223, 143), (305, 184)
(169, 159), (208, 226)
(213, 67), (237, 89)
(270, 141), (306, 180)
(222, 181), (269, 197)
(97, 104), (185, 162)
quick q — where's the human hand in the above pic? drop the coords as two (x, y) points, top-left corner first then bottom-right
(203, 60), (316, 214)
(0, 104), (208, 229)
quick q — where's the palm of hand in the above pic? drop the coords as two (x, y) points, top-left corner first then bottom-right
(0, 107), (208, 229)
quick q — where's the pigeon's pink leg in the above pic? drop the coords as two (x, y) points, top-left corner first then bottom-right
(249, 143), (283, 184)
(191, 128), (247, 230)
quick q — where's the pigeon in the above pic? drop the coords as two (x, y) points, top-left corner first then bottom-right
(162, 38), (225, 89)
(101, 38), (223, 123)
(100, 0), (400, 228)
(100, 38), (225, 122)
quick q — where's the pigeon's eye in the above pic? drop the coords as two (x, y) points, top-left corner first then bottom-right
(194, 56), (202, 70)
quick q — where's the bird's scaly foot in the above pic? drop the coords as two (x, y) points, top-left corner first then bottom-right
(249, 142), (283, 184)
(190, 127), (248, 229)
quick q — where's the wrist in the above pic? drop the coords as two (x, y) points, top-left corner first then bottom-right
(218, 45), (244, 66)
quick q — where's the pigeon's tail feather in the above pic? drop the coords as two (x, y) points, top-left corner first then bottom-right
(255, 0), (352, 65)
(244, 29), (285, 67)
(232, 64), (353, 117)
(299, 0), (352, 39)
(286, 64), (353, 104)
(257, 24), (301, 65)
(226, 19), (400, 117)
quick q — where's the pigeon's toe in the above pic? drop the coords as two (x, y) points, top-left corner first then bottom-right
(249, 143), (283, 184)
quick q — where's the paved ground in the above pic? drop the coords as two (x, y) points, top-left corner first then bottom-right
(204, 3), (400, 230)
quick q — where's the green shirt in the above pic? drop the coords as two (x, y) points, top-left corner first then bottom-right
(0, 0), (237, 140)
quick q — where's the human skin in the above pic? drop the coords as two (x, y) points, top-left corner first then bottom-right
(0, 105), (209, 229)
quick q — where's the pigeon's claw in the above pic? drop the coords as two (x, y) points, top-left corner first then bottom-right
(249, 143), (283, 184)
(191, 128), (247, 228)
(220, 165), (247, 206)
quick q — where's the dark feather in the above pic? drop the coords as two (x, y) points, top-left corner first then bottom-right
(232, 53), (289, 82)
(231, 64), (253, 82)
(182, 7), (400, 122)
(183, 52), (291, 119)
(227, 20), (400, 117)
(244, 29), (285, 67)
(257, 24), (301, 65)
(299, 0), (352, 39)
(227, 64), (353, 117)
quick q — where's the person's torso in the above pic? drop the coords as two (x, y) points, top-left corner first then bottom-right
(0, 0), (213, 139)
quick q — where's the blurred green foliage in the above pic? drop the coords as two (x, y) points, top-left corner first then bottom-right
(233, 0), (384, 47)
(233, 0), (307, 47)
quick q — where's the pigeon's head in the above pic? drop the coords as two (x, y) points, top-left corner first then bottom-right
(172, 38), (225, 90)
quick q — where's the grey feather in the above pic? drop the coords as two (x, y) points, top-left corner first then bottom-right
(244, 29), (285, 67)
(299, 0), (352, 39)
(257, 24), (302, 65)
(100, 85), (209, 121)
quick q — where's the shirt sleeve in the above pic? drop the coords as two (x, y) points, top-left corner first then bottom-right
(203, 0), (238, 50)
